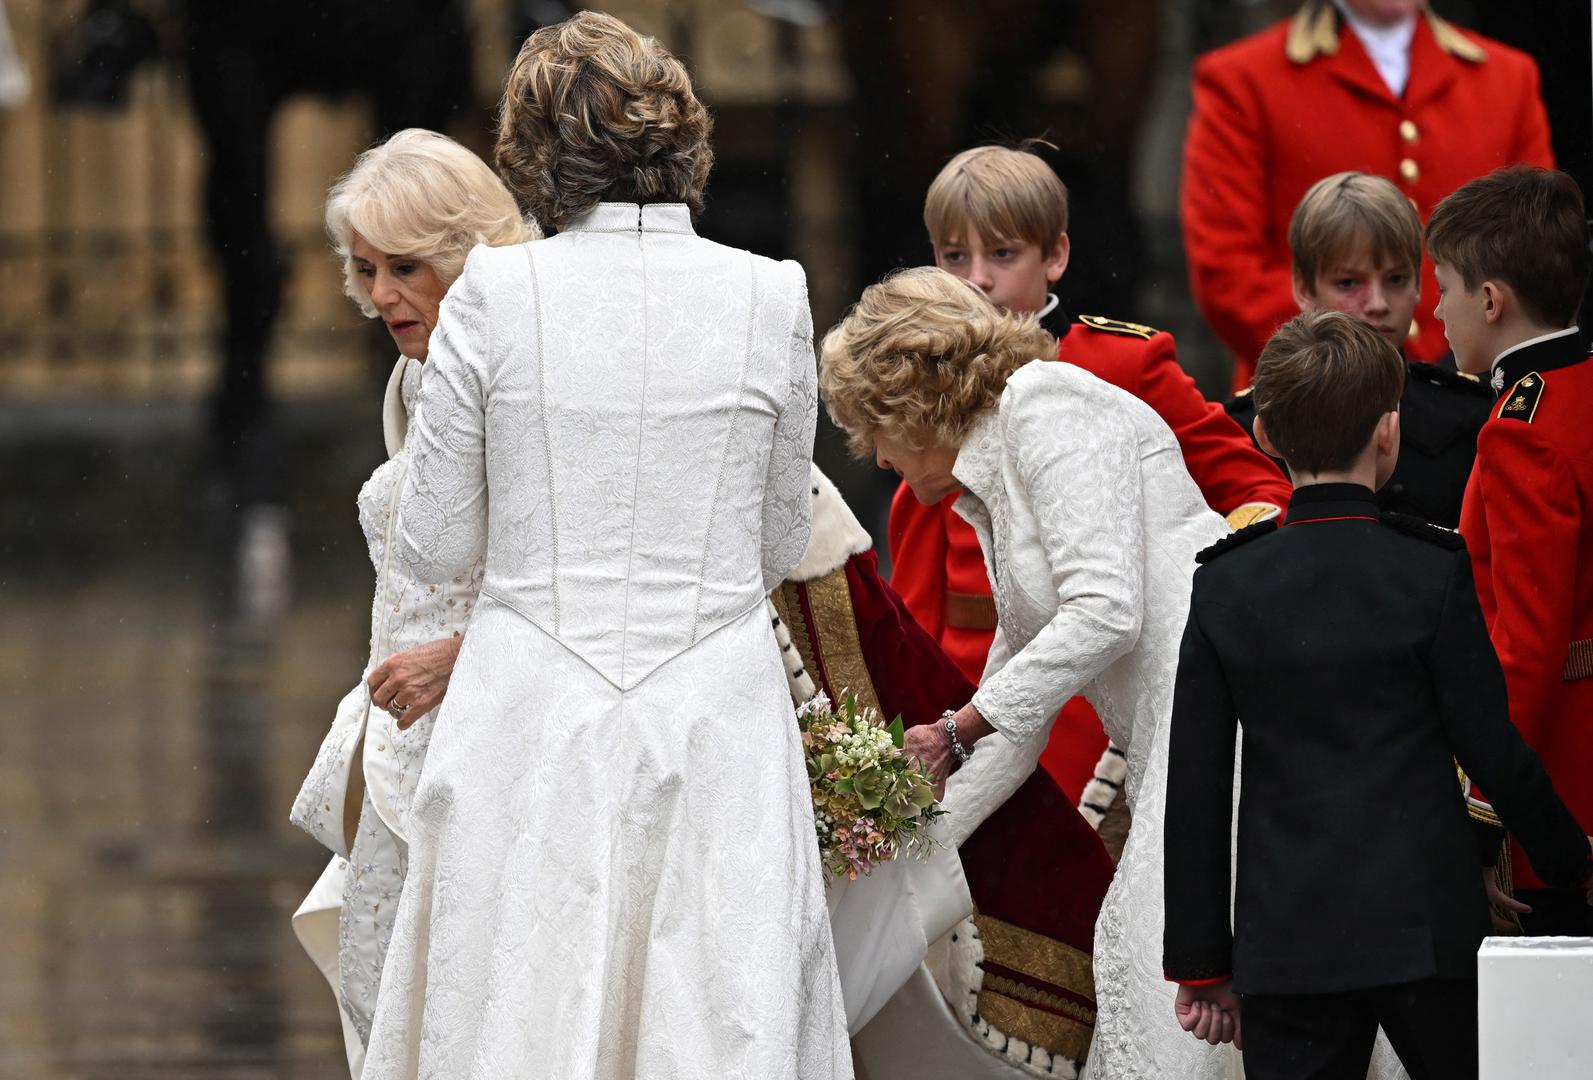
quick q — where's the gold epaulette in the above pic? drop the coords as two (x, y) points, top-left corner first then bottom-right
(1497, 372), (1544, 423)
(1078, 314), (1159, 341)
(1224, 503), (1280, 531)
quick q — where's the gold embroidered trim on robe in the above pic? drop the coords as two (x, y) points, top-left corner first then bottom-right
(977, 983), (1095, 1065)
(772, 570), (881, 717)
(975, 913), (1097, 1000)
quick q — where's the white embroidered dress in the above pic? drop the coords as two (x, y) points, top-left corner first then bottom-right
(939, 361), (1237, 1079)
(290, 354), (484, 1076)
(361, 204), (850, 1080)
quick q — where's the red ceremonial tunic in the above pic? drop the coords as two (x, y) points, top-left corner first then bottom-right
(889, 310), (1290, 799)
(1181, 2), (1554, 391)
(1459, 331), (1593, 890)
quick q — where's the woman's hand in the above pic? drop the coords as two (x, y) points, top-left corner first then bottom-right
(367, 635), (463, 730)
(903, 725), (958, 801)
(903, 702), (994, 800)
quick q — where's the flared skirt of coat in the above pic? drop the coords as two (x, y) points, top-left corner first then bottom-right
(362, 596), (851, 1080)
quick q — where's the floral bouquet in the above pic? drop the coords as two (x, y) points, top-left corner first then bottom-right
(798, 690), (945, 880)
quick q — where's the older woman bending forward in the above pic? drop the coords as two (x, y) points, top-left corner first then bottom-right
(289, 128), (533, 1077)
(361, 13), (848, 1080)
(820, 268), (1237, 1079)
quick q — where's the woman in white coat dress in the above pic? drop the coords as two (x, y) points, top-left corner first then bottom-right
(360, 13), (849, 1079)
(819, 268), (1239, 1079)
(289, 129), (533, 1077)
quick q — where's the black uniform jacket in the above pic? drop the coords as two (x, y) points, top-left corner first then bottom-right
(1227, 360), (1492, 527)
(1162, 484), (1589, 995)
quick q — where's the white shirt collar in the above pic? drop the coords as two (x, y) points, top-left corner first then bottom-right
(1489, 326), (1582, 391)
(1333, 0), (1417, 97)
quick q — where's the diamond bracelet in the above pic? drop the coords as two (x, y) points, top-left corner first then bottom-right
(942, 709), (972, 764)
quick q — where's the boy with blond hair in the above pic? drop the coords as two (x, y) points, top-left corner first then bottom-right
(1429, 166), (1593, 935)
(889, 143), (1291, 804)
(1226, 171), (1492, 526)
(1162, 308), (1591, 1079)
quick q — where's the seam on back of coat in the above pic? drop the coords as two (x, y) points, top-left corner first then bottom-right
(689, 251), (759, 644)
(618, 227), (653, 684)
(524, 244), (561, 635)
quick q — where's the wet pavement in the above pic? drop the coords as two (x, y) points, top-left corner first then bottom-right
(1, 399), (385, 1078)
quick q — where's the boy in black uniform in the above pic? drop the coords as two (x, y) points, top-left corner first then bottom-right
(1162, 309), (1592, 1079)
(1227, 171), (1493, 527)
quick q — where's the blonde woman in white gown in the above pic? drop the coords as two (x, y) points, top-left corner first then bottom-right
(360, 13), (848, 1079)
(289, 129), (535, 1076)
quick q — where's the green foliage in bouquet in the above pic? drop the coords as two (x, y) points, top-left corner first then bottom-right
(797, 690), (946, 880)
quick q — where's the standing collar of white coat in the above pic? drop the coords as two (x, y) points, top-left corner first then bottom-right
(951, 401), (1008, 511)
(562, 202), (696, 235)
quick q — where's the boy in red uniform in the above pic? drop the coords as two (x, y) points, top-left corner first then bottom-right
(1182, 0), (1554, 390)
(888, 144), (1290, 802)
(1429, 166), (1593, 935)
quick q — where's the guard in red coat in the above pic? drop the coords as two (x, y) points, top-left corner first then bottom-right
(1429, 166), (1593, 933)
(1182, 0), (1554, 391)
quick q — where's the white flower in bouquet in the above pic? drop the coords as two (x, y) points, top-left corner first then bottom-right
(797, 691), (945, 880)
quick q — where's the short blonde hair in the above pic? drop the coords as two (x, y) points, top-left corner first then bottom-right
(924, 143), (1068, 250)
(325, 128), (535, 318)
(495, 11), (714, 229)
(820, 267), (1054, 457)
(1289, 172), (1422, 289)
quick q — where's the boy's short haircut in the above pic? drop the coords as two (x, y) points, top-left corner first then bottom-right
(1254, 309), (1406, 475)
(1426, 166), (1590, 328)
(1289, 172), (1422, 288)
(924, 143), (1068, 250)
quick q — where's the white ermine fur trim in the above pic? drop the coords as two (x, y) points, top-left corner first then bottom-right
(788, 465), (872, 583)
(930, 916), (1082, 1078)
(768, 599), (817, 707)
(1077, 741), (1127, 830)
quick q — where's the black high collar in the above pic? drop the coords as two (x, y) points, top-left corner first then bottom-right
(1038, 294), (1072, 343)
(1284, 483), (1380, 525)
(1490, 327), (1586, 399)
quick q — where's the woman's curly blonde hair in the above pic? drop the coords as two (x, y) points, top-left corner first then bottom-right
(325, 128), (535, 318)
(819, 267), (1054, 457)
(495, 11), (714, 229)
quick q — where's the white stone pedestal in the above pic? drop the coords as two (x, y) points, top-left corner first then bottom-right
(1478, 936), (1593, 1078)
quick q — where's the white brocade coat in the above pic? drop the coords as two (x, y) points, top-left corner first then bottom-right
(942, 361), (1238, 1079)
(361, 203), (850, 1080)
(290, 354), (484, 1075)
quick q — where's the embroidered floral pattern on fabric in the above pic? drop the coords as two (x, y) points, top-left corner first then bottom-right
(360, 211), (848, 1079)
(291, 352), (484, 1057)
